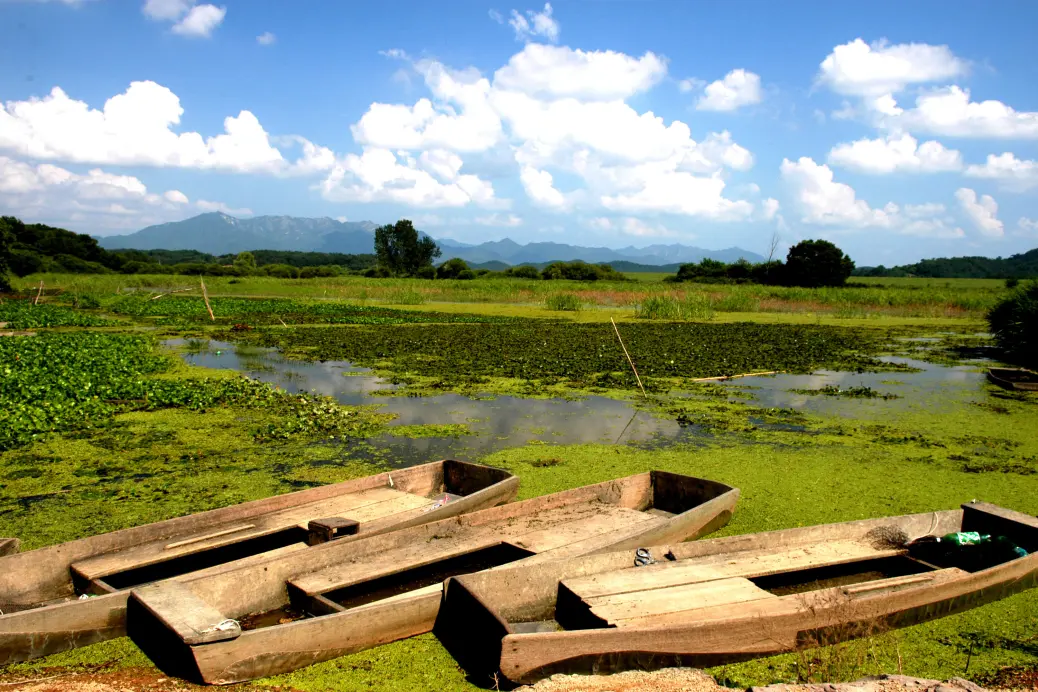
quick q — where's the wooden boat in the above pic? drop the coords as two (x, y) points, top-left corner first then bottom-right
(987, 367), (1038, 392)
(0, 538), (18, 557)
(0, 459), (517, 664)
(438, 501), (1038, 686)
(126, 471), (738, 684)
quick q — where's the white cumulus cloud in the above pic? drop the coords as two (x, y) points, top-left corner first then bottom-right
(509, 3), (559, 43)
(318, 147), (502, 208)
(955, 187), (1004, 237)
(781, 157), (897, 227)
(965, 152), (1038, 190)
(256, 32), (276, 46)
(494, 44), (666, 100)
(889, 86), (1038, 138)
(817, 38), (967, 97)
(0, 81), (334, 175)
(827, 133), (962, 174)
(696, 69), (762, 112)
(0, 154), (245, 233)
(143, 0), (225, 38)
(171, 4), (225, 37)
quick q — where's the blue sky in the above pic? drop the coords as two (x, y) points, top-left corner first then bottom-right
(1, 0), (1037, 265)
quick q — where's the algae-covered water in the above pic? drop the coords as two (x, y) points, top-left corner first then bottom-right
(169, 338), (992, 462)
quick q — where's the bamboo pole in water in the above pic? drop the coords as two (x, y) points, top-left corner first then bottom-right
(610, 318), (647, 398)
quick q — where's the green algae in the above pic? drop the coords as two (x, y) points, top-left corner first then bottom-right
(383, 424), (474, 438)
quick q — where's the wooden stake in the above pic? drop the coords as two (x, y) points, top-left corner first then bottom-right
(610, 318), (646, 398)
(692, 371), (780, 382)
(200, 277), (215, 321)
(34, 280), (44, 306)
(150, 287), (193, 301)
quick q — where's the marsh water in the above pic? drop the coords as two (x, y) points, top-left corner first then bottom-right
(168, 339), (989, 465)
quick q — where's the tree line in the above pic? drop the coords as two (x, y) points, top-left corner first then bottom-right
(0, 216), (377, 287)
(854, 249), (1038, 279)
(667, 240), (856, 288)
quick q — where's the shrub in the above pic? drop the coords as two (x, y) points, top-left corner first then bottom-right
(987, 280), (1038, 367)
(264, 264), (300, 279)
(363, 266), (392, 278)
(544, 293), (582, 311)
(436, 257), (469, 279)
(456, 269), (476, 280)
(1005, 277), (1020, 289)
(505, 265), (541, 279)
(299, 265), (343, 279)
(415, 265), (437, 279)
(541, 261), (626, 281)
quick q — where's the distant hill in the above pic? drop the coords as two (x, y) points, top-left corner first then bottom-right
(100, 213), (377, 255)
(437, 237), (761, 266)
(99, 213), (764, 267)
(855, 248), (1038, 279)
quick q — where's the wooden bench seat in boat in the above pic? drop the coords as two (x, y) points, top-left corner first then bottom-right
(132, 582), (243, 646)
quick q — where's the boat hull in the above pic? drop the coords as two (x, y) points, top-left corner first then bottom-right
(439, 502), (1038, 686)
(987, 368), (1038, 392)
(126, 471), (739, 684)
(0, 460), (518, 665)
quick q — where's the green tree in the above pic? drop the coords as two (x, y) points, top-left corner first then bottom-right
(373, 219), (441, 276)
(436, 257), (469, 279)
(0, 219), (13, 291)
(233, 251), (257, 271)
(784, 239), (855, 287)
(988, 280), (1038, 367)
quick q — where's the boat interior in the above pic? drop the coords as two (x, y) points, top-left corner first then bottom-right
(73, 460), (513, 595)
(130, 471), (735, 642)
(463, 501), (1038, 636)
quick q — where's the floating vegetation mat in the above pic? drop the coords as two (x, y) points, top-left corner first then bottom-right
(227, 322), (901, 393)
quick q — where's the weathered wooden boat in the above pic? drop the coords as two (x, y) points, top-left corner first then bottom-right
(987, 367), (1038, 392)
(126, 471), (738, 684)
(0, 538), (19, 557)
(0, 459), (517, 664)
(438, 501), (1038, 686)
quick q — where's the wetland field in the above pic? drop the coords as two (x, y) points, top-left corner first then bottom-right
(1, 273), (1036, 691)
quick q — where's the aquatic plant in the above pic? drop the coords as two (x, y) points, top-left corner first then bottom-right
(987, 280), (1038, 367)
(544, 293), (582, 311)
(792, 385), (900, 399)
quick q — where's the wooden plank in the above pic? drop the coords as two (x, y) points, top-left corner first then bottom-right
(510, 507), (661, 553)
(132, 582), (241, 645)
(561, 541), (904, 601)
(289, 503), (650, 597)
(587, 578), (776, 626)
(72, 488), (430, 581)
(618, 567), (970, 629)
(165, 525), (257, 550)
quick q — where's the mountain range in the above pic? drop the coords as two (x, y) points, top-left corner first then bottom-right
(100, 213), (765, 266)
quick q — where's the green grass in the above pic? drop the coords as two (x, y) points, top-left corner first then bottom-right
(11, 273), (1009, 318)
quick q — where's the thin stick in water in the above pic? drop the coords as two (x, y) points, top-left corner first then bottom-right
(200, 277), (215, 321)
(611, 318), (647, 398)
